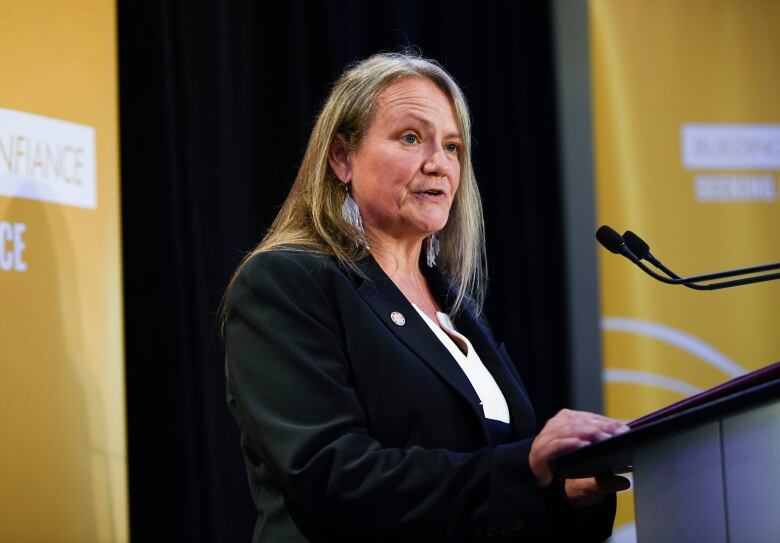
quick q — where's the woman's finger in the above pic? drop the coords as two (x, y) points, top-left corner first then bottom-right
(530, 409), (630, 487)
(543, 411), (629, 436)
(565, 475), (631, 508)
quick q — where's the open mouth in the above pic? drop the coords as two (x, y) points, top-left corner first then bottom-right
(416, 189), (446, 202)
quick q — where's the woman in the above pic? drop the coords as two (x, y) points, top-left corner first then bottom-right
(224, 52), (629, 542)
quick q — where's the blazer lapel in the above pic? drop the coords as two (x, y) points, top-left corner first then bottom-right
(421, 263), (537, 436)
(354, 256), (489, 440)
(453, 309), (537, 437)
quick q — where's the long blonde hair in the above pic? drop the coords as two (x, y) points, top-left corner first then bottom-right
(224, 51), (487, 319)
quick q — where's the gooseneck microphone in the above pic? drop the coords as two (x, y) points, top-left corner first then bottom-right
(595, 225), (639, 262)
(595, 225), (780, 290)
(623, 231), (679, 278)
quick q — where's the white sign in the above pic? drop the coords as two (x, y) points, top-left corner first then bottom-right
(681, 123), (780, 170)
(0, 221), (27, 271)
(694, 174), (776, 203)
(0, 108), (96, 209)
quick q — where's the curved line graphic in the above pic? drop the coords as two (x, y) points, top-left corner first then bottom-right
(602, 317), (745, 378)
(604, 369), (703, 396)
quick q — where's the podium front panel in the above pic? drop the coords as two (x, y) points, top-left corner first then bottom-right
(722, 400), (780, 543)
(633, 422), (727, 543)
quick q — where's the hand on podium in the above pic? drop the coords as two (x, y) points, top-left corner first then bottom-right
(529, 409), (631, 507)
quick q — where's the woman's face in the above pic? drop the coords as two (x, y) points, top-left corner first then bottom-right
(347, 77), (462, 245)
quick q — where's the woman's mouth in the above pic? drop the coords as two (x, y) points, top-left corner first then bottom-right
(416, 189), (446, 201)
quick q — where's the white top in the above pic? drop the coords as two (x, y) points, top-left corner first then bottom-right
(412, 305), (511, 423)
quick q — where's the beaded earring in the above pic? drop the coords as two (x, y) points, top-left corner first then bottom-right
(341, 184), (368, 249)
(426, 233), (440, 268)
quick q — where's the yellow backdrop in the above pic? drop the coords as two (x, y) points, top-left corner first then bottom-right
(591, 0), (780, 538)
(0, 1), (127, 541)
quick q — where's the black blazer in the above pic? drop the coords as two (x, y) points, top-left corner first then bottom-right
(225, 249), (614, 542)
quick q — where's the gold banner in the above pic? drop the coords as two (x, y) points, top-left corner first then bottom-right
(591, 0), (780, 538)
(0, 1), (127, 540)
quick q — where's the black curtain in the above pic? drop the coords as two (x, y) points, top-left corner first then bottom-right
(118, 1), (569, 540)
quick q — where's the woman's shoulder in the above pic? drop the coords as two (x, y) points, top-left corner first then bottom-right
(238, 246), (340, 281)
(247, 245), (335, 266)
(226, 247), (346, 314)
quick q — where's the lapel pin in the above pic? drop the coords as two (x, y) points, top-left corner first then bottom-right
(390, 311), (406, 326)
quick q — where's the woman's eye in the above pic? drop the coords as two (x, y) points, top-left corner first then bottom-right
(446, 143), (460, 154)
(401, 134), (418, 144)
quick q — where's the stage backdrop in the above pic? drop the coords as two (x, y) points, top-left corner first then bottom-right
(591, 0), (780, 539)
(0, 1), (127, 540)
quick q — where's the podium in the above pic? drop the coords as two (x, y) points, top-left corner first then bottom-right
(551, 365), (780, 543)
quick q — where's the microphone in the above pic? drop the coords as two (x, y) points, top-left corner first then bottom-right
(595, 226), (684, 286)
(623, 231), (679, 278)
(596, 225), (780, 290)
(622, 229), (780, 283)
(595, 225), (639, 262)
(620, 230), (717, 291)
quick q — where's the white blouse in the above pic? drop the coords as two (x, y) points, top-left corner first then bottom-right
(411, 305), (510, 423)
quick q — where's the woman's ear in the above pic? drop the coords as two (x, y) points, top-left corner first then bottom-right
(328, 134), (352, 183)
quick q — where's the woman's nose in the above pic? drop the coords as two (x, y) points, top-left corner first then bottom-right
(421, 144), (450, 176)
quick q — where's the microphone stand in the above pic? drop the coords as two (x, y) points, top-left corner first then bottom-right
(596, 225), (780, 290)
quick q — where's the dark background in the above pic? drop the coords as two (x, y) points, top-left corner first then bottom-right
(119, 1), (571, 540)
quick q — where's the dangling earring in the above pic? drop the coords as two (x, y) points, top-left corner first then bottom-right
(426, 233), (440, 268)
(341, 183), (368, 248)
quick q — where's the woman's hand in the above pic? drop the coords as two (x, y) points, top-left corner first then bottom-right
(564, 475), (631, 508)
(528, 409), (629, 488)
